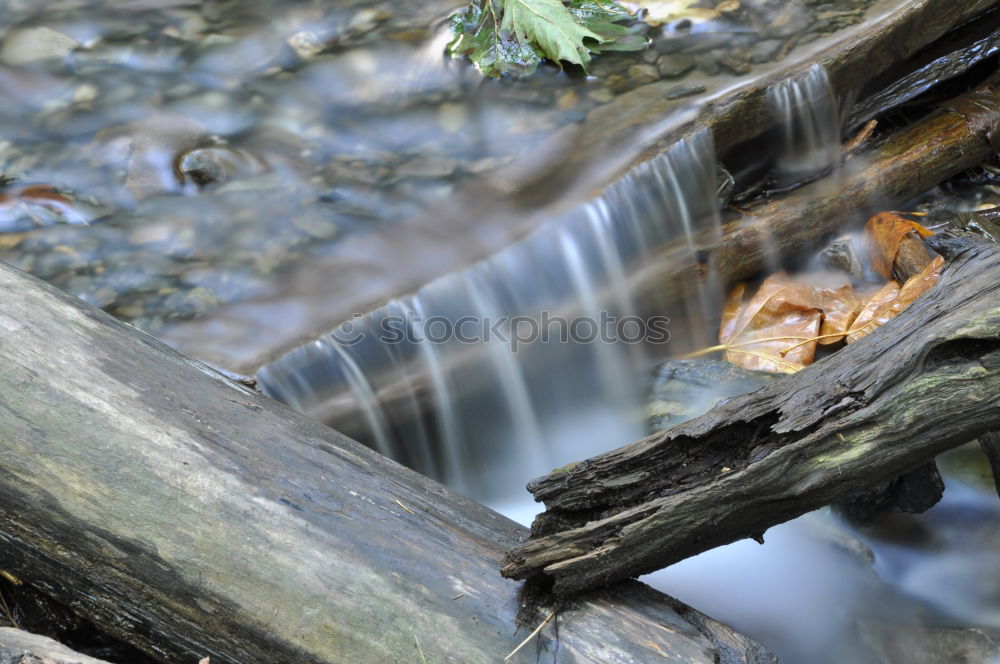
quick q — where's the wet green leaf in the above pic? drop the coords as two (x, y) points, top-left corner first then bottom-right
(446, 0), (646, 78)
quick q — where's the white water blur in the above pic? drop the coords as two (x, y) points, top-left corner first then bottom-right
(258, 129), (722, 505)
(768, 63), (842, 183)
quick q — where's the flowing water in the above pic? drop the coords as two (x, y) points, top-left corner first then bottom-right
(2, 0), (999, 662)
(258, 130), (722, 503)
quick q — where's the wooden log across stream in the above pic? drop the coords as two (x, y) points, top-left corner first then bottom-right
(501, 233), (1000, 596)
(0, 261), (773, 663)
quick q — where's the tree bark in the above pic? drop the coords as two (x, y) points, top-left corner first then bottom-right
(0, 628), (112, 664)
(501, 234), (1000, 596)
(0, 261), (772, 663)
(980, 432), (1000, 499)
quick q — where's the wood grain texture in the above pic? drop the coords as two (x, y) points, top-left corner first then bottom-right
(502, 235), (1000, 595)
(0, 261), (771, 663)
(0, 628), (111, 664)
(980, 432), (1000, 499)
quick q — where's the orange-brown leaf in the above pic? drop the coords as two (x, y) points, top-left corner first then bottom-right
(845, 255), (944, 344)
(718, 272), (822, 373)
(817, 285), (862, 345)
(864, 212), (934, 280)
(846, 281), (900, 344)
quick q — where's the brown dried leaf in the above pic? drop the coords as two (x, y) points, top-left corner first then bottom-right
(817, 285), (862, 345)
(845, 255), (944, 344)
(845, 281), (900, 344)
(864, 212), (934, 280)
(719, 272), (822, 373)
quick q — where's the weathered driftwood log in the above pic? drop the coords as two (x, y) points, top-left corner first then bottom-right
(501, 234), (1000, 595)
(0, 628), (111, 664)
(0, 261), (772, 663)
(980, 433), (1000, 499)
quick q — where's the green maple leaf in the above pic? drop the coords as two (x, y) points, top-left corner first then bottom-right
(446, 0), (646, 78)
(501, 0), (604, 67)
(567, 0), (648, 52)
(448, 0), (544, 77)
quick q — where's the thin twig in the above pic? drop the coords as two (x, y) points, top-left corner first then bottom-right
(414, 634), (428, 664)
(395, 499), (417, 516)
(504, 610), (556, 662)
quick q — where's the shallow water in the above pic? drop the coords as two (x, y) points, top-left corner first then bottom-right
(0, 0), (879, 372)
(3, 1), (997, 663)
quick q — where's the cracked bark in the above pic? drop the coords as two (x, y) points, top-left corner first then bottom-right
(502, 234), (1000, 596)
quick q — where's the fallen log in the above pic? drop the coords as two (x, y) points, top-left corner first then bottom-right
(632, 82), (1000, 316)
(0, 628), (111, 664)
(0, 261), (771, 663)
(502, 233), (1000, 595)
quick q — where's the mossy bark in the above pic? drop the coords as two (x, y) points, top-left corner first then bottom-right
(0, 261), (770, 663)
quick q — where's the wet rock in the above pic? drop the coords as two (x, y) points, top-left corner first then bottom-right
(693, 52), (721, 76)
(626, 64), (659, 84)
(821, 235), (864, 279)
(664, 83), (706, 100)
(178, 145), (265, 189)
(858, 623), (999, 664)
(749, 38), (785, 64)
(656, 54), (695, 79)
(718, 53), (751, 75)
(648, 359), (778, 432)
(1, 26), (79, 65)
(287, 31), (326, 60)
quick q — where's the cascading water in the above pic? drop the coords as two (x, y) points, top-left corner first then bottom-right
(768, 63), (843, 183)
(258, 129), (722, 508)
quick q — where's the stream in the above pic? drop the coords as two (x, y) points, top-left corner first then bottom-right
(2, 1), (1000, 662)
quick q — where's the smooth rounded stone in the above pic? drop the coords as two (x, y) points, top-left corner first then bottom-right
(286, 31), (326, 60)
(641, 47), (660, 64)
(749, 38), (785, 64)
(627, 63), (659, 83)
(647, 358), (779, 432)
(693, 52), (721, 76)
(1, 26), (79, 65)
(656, 54), (695, 79)
(177, 145), (264, 188)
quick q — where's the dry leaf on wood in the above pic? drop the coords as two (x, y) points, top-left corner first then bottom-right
(864, 212), (934, 280)
(846, 255), (945, 344)
(718, 272), (822, 373)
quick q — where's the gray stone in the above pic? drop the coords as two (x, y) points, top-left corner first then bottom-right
(656, 54), (695, 79)
(647, 359), (779, 432)
(821, 236), (864, 278)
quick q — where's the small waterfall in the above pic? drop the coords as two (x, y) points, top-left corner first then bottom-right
(258, 129), (723, 506)
(768, 64), (842, 184)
